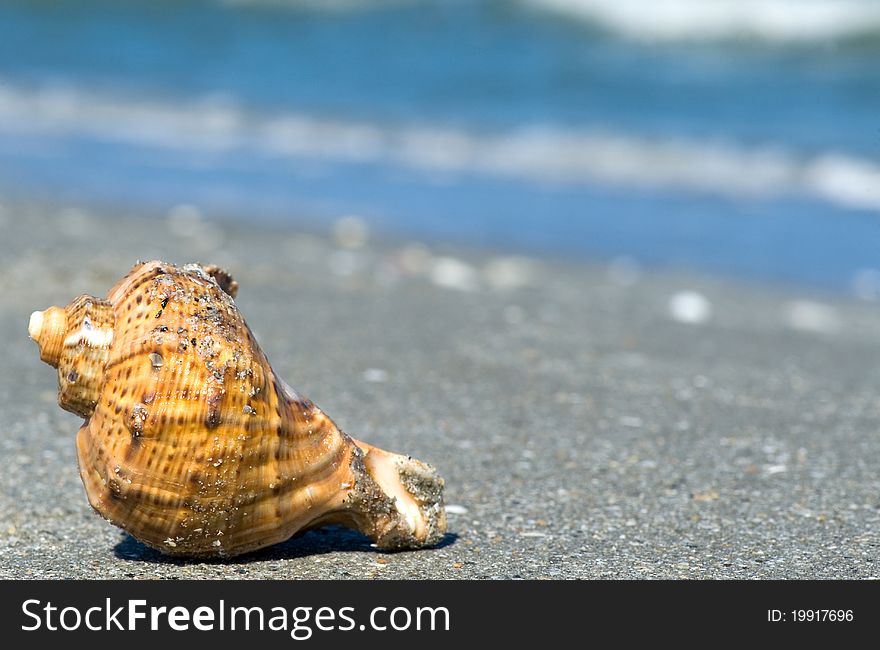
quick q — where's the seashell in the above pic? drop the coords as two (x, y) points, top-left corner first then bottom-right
(28, 260), (446, 557)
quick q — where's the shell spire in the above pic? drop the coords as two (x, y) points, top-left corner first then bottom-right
(29, 306), (67, 367)
(30, 296), (116, 418)
(28, 260), (446, 557)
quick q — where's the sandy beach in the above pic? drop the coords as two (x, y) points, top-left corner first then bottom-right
(1, 199), (878, 579)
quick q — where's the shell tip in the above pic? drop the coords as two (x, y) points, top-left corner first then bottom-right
(28, 310), (44, 341)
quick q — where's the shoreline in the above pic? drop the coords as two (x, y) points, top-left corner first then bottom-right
(1, 189), (875, 299)
(1, 199), (879, 578)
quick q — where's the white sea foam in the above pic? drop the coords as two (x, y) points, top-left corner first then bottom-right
(783, 300), (841, 334)
(2, 82), (880, 212)
(220, 0), (880, 42)
(521, 0), (880, 42)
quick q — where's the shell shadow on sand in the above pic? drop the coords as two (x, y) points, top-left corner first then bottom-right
(113, 528), (459, 566)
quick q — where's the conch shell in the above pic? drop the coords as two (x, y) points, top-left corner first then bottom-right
(28, 260), (446, 557)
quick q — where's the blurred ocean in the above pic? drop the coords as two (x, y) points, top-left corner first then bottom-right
(1, 0), (879, 293)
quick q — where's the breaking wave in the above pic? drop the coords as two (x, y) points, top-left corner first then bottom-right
(1, 82), (878, 211)
(521, 0), (880, 43)
(218, 0), (880, 43)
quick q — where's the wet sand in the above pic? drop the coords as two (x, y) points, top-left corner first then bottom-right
(1, 200), (879, 579)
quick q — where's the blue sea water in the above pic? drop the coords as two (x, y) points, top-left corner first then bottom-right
(0, 0), (879, 293)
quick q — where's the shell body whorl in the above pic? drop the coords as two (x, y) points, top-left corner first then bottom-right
(29, 261), (446, 557)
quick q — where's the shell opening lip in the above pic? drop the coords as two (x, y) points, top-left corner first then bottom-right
(28, 310), (44, 341)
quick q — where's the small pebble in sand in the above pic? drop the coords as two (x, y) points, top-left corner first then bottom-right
(445, 504), (468, 515)
(430, 257), (479, 291)
(783, 300), (840, 334)
(668, 290), (712, 324)
(692, 490), (720, 502)
(484, 256), (536, 291)
(398, 243), (433, 275)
